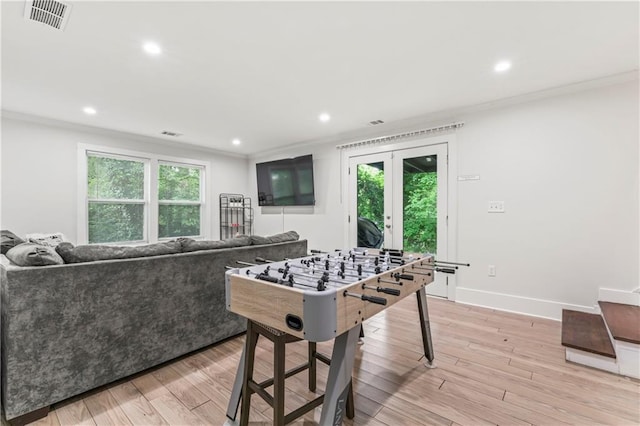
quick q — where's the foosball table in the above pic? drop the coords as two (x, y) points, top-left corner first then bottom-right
(224, 248), (464, 425)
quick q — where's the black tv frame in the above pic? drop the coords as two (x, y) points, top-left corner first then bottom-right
(256, 154), (316, 206)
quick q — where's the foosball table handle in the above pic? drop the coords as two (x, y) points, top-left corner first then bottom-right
(377, 287), (401, 296)
(361, 295), (388, 306)
(393, 273), (414, 281)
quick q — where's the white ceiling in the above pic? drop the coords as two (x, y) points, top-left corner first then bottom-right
(2, 1), (638, 155)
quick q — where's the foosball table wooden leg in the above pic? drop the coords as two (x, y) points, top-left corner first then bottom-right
(416, 287), (435, 366)
(308, 342), (317, 392)
(273, 335), (286, 425)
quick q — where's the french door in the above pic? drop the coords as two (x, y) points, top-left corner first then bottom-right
(348, 144), (448, 297)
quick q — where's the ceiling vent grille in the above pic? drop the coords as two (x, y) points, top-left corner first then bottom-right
(368, 120), (385, 126)
(161, 131), (183, 137)
(24, 0), (72, 31)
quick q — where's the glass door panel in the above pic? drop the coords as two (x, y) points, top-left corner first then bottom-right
(392, 144), (448, 297)
(348, 153), (392, 249)
(356, 162), (385, 248)
(401, 154), (438, 254)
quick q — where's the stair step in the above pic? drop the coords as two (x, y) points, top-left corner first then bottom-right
(561, 309), (616, 358)
(599, 301), (640, 344)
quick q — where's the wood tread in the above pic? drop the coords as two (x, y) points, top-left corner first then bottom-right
(561, 309), (616, 358)
(599, 301), (640, 344)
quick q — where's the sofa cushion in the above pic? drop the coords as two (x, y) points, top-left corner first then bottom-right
(1, 230), (25, 254)
(249, 235), (271, 245)
(251, 231), (300, 245)
(55, 241), (182, 263)
(181, 236), (251, 253)
(6, 243), (64, 266)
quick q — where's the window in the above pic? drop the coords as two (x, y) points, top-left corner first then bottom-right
(158, 162), (203, 238)
(79, 146), (209, 244)
(87, 154), (148, 244)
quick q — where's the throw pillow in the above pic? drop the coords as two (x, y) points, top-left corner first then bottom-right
(55, 241), (182, 264)
(1, 230), (25, 254)
(26, 232), (66, 248)
(6, 243), (64, 266)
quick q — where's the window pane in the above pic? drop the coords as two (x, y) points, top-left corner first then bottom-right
(88, 203), (144, 243)
(403, 155), (437, 254)
(159, 164), (201, 201)
(356, 162), (385, 248)
(159, 204), (201, 238)
(88, 156), (144, 199)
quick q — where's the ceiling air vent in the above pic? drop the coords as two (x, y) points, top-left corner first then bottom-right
(24, 0), (72, 31)
(161, 131), (183, 137)
(369, 120), (385, 126)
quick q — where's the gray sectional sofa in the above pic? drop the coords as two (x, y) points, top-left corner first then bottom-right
(0, 236), (307, 424)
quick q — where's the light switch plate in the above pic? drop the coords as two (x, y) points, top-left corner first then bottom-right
(488, 201), (505, 213)
(488, 265), (496, 277)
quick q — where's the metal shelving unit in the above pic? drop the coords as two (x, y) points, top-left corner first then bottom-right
(219, 193), (253, 239)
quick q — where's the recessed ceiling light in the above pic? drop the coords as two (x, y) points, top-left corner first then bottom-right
(494, 60), (511, 73)
(83, 106), (97, 115)
(143, 42), (162, 56)
(319, 113), (331, 123)
(232, 138), (241, 146)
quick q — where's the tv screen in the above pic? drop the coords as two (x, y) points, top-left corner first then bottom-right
(256, 155), (315, 206)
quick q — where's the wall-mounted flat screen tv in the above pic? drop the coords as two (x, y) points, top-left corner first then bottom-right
(256, 154), (315, 206)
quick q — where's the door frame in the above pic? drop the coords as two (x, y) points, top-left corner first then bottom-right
(341, 133), (459, 300)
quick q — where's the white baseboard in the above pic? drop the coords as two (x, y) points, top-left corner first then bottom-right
(598, 288), (640, 306)
(455, 287), (595, 321)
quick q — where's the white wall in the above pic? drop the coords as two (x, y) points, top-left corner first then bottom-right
(455, 80), (639, 317)
(0, 114), (249, 243)
(251, 79), (639, 319)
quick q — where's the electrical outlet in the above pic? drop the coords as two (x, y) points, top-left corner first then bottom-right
(488, 265), (496, 277)
(488, 201), (505, 213)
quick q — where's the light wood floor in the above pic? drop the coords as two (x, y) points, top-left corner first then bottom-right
(30, 297), (640, 426)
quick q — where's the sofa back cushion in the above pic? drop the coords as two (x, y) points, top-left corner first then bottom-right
(55, 241), (182, 264)
(6, 243), (64, 266)
(250, 230), (299, 245)
(181, 236), (251, 253)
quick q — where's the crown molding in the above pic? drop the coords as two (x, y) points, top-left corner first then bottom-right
(0, 110), (249, 160)
(249, 70), (638, 159)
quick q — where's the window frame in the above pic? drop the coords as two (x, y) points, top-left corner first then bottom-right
(86, 151), (150, 244)
(78, 144), (210, 245)
(157, 160), (205, 240)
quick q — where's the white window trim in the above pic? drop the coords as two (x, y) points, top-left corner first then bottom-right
(78, 144), (211, 245)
